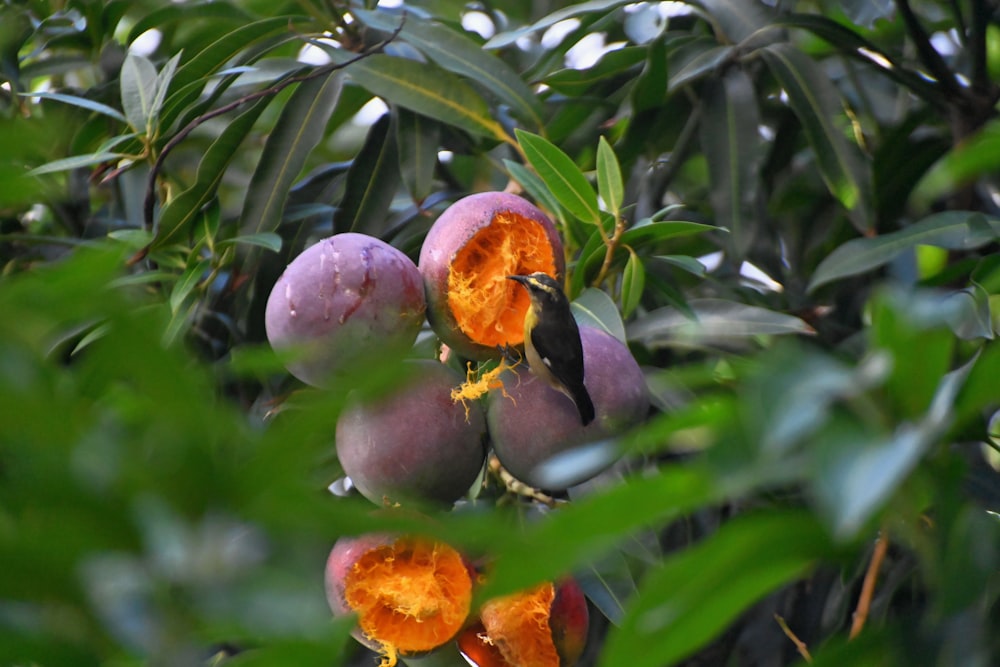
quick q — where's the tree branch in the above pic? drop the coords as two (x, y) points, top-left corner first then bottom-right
(850, 530), (890, 639)
(895, 0), (964, 100)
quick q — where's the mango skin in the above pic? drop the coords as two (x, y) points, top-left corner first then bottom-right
(337, 360), (487, 505)
(265, 233), (425, 387)
(487, 326), (648, 489)
(418, 192), (565, 360)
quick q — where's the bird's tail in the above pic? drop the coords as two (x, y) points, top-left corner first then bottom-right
(572, 385), (595, 426)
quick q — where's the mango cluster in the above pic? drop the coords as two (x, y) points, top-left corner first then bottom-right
(265, 192), (649, 665)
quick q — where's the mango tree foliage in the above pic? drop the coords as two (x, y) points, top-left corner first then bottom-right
(2, 0), (1000, 665)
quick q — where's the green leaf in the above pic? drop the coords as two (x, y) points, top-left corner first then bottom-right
(669, 43), (735, 91)
(353, 8), (543, 129)
(700, 69), (762, 259)
(28, 152), (125, 176)
(120, 51), (159, 133)
(485, 0), (633, 49)
(161, 17), (307, 132)
(916, 119), (1000, 208)
(760, 43), (873, 233)
(22, 92), (127, 123)
(578, 551), (638, 625)
(597, 136), (624, 216)
(502, 159), (565, 223)
(333, 113), (400, 235)
(544, 46), (648, 96)
(698, 0), (774, 43)
(516, 129), (600, 225)
(600, 511), (827, 667)
(127, 2), (251, 44)
(628, 299), (815, 347)
(621, 250), (645, 319)
(395, 108), (438, 205)
(152, 97), (271, 249)
(572, 288), (627, 343)
(239, 71), (343, 236)
(217, 232), (282, 253)
(329, 52), (509, 142)
(808, 211), (1000, 292)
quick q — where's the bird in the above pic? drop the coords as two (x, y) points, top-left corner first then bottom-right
(507, 272), (595, 425)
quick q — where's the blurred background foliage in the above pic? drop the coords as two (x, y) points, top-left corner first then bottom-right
(2, 0), (1000, 665)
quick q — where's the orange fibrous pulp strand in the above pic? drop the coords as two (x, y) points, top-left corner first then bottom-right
(447, 212), (556, 348)
(479, 582), (559, 667)
(344, 538), (473, 661)
(451, 359), (518, 419)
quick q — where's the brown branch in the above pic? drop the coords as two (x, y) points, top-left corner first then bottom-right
(850, 530), (890, 639)
(775, 613), (812, 663)
(139, 13), (407, 237)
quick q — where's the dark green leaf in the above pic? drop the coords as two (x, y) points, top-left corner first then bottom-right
(239, 71), (343, 236)
(699, 0), (774, 43)
(628, 299), (815, 347)
(572, 288), (627, 343)
(395, 108), (438, 204)
(329, 52), (509, 142)
(700, 69), (762, 259)
(597, 136), (623, 216)
(516, 129), (600, 225)
(127, 1), (251, 44)
(808, 212), (1000, 292)
(761, 43), (873, 233)
(621, 250), (645, 319)
(217, 232), (282, 253)
(120, 51), (158, 133)
(545, 47), (648, 96)
(28, 152), (125, 176)
(333, 113), (400, 235)
(485, 0), (633, 49)
(22, 91), (127, 123)
(161, 17), (306, 131)
(152, 97), (271, 249)
(503, 159), (565, 223)
(600, 511), (827, 667)
(354, 8), (543, 129)
(669, 43), (735, 91)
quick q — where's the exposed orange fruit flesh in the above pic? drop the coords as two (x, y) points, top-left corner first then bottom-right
(478, 582), (559, 667)
(457, 621), (510, 667)
(344, 538), (473, 660)
(447, 212), (557, 348)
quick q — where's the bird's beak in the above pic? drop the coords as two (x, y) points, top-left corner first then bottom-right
(507, 275), (528, 285)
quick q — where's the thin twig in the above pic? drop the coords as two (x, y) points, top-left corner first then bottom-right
(895, 0), (964, 99)
(139, 14), (407, 240)
(850, 530), (890, 639)
(775, 613), (812, 663)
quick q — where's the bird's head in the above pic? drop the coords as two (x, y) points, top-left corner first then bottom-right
(507, 272), (565, 305)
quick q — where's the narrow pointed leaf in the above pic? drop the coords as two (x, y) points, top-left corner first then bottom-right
(395, 108), (438, 204)
(333, 113), (400, 235)
(621, 250), (645, 319)
(628, 299), (815, 346)
(28, 152), (126, 176)
(329, 52), (509, 142)
(240, 71), (343, 236)
(600, 511), (827, 667)
(700, 69), (762, 258)
(217, 232), (283, 253)
(516, 129), (600, 225)
(150, 52), (182, 132)
(127, 2), (252, 44)
(699, 0), (774, 43)
(120, 51), (158, 133)
(152, 97), (271, 249)
(597, 136), (624, 215)
(161, 17), (306, 132)
(572, 288), (627, 343)
(22, 92), (127, 123)
(485, 0), (633, 49)
(761, 44), (873, 233)
(808, 212), (1000, 292)
(354, 9), (543, 128)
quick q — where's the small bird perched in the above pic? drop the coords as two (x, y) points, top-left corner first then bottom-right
(507, 272), (595, 425)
